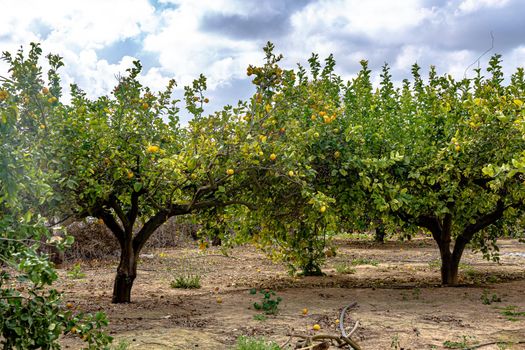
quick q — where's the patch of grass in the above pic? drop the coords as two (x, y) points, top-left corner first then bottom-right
(334, 262), (356, 274)
(67, 262), (86, 279)
(234, 336), (281, 350)
(390, 334), (400, 349)
(253, 314), (267, 321)
(112, 340), (130, 350)
(428, 259), (441, 269)
(443, 335), (476, 349)
(170, 274), (201, 289)
(480, 289), (501, 305)
(499, 305), (525, 321)
(351, 257), (379, 266)
(335, 232), (373, 241)
(485, 275), (501, 283)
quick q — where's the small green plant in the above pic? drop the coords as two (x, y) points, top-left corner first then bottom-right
(335, 262), (356, 274)
(235, 336), (281, 350)
(67, 262), (86, 279)
(390, 334), (400, 349)
(499, 305), (525, 321)
(336, 232), (372, 241)
(443, 335), (475, 349)
(170, 274), (201, 289)
(250, 288), (282, 315)
(428, 259), (441, 269)
(351, 257), (379, 266)
(253, 314), (267, 321)
(480, 289), (501, 305)
(486, 275), (501, 283)
(112, 340), (130, 350)
(412, 288), (421, 300)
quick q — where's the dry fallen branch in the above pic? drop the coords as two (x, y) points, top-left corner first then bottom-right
(466, 340), (525, 349)
(339, 302), (361, 350)
(282, 302), (362, 349)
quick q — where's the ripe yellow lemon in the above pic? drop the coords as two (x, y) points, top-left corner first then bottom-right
(320, 206), (327, 213)
(288, 170), (294, 177)
(313, 324), (321, 331)
(269, 153), (277, 161)
(146, 145), (159, 153)
(226, 169), (235, 175)
(302, 308), (308, 315)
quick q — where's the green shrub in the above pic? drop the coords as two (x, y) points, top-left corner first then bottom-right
(170, 274), (201, 289)
(234, 336), (281, 350)
(335, 262), (356, 274)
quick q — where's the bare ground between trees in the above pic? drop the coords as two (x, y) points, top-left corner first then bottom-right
(58, 238), (525, 349)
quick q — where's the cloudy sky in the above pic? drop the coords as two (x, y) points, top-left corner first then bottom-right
(1, 0), (524, 122)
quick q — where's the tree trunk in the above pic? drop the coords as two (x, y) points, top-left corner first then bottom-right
(374, 224), (385, 243)
(438, 245), (460, 285)
(112, 239), (137, 303)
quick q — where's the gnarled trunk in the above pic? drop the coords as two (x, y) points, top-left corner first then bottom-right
(112, 238), (138, 303)
(437, 243), (461, 285)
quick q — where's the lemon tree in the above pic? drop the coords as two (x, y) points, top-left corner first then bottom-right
(346, 55), (525, 285)
(0, 44), (111, 349)
(232, 43), (345, 275)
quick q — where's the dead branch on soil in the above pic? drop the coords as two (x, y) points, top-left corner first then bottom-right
(281, 302), (362, 349)
(466, 340), (525, 349)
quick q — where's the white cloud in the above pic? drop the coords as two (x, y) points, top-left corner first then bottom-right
(290, 0), (434, 42)
(1, 0), (524, 120)
(458, 0), (510, 14)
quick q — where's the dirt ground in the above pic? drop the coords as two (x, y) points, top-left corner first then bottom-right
(58, 237), (525, 349)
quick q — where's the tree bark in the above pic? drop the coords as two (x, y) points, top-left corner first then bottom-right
(437, 243), (460, 285)
(112, 238), (137, 303)
(374, 224), (385, 243)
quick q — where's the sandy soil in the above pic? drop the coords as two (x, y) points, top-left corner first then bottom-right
(58, 238), (525, 349)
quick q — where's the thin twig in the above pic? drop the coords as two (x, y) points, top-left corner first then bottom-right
(466, 340), (525, 349)
(463, 31), (494, 79)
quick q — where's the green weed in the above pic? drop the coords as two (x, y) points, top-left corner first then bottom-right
(170, 274), (201, 289)
(335, 262), (356, 274)
(250, 288), (282, 315)
(67, 262), (86, 279)
(234, 336), (281, 350)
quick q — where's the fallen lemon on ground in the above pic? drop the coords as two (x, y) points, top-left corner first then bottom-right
(313, 324), (321, 331)
(216, 297), (222, 304)
(302, 308), (308, 315)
